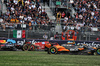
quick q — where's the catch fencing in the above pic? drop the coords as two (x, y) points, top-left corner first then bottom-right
(0, 24), (100, 41)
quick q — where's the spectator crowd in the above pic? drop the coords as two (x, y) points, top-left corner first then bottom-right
(54, 0), (100, 40)
(0, 0), (53, 31)
(60, 0), (100, 31)
(0, 0), (100, 32)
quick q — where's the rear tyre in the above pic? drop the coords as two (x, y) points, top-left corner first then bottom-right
(49, 46), (58, 54)
(22, 44), (30, 51)
(29, 44), (36, 51)
(96, 48), (100, 55)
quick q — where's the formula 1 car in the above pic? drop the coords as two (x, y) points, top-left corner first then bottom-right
(0, 40), (17, 51)
(45, 41), (100, 55)
(0, 40), (40, 51)
(22, 41), (40, 51)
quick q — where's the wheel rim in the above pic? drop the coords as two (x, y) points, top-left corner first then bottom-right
(97, 49), (100, 55)
(30, 45), (35, 50)
(51, 48), (56, 54)
(23, 45), (28, 50)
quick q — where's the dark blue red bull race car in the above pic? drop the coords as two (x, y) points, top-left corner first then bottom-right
(0, 39), (18, 51)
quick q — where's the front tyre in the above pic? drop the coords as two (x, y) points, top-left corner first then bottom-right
(29, 44), (36, 51)
(96, 48), (100, 55)
(49, 46), (58, 54)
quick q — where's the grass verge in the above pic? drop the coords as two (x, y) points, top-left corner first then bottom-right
(0, 51), (100, 66)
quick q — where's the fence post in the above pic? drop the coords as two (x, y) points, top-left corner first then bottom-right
(79, 34), (81, 41)
(0, 1), (2, 15)
(26, 30), (28, 39)
(8, 30), (10, 38)
(86, 34), (87, 41)
(48, 31), (51, 39)
(89, 33), (90, 41)
(33, 25), (35, 31)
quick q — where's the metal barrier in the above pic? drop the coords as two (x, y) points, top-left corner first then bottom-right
(0, 29), (52, 39)
(0, 24), (100, 41)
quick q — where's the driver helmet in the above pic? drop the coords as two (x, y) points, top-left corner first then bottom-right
(67, 41), (75, 44)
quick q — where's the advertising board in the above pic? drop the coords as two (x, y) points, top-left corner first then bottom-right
(0, 38), (100, 50)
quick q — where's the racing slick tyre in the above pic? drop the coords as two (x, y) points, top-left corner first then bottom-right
(49, 46), (58, 54)
(96, 47), (100, 55)
(29, 44), (36, 51)
(22, 44), (30, 51)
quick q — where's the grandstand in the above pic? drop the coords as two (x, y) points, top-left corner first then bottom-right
(0, 0), (100, 41)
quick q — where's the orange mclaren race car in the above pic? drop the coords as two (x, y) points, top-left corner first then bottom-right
(45, 41), (100, 55)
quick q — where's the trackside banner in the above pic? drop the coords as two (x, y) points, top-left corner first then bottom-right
(0, 38), (100, 47)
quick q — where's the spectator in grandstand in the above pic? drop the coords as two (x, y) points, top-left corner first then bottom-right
(43, 33), (48, 40)
(63, 16), (68, 24)
(96, 36), (100, 41)
(1, 23), (6, 31)
(56, 11), (61, 24)
(61, 11), (65, 18)
(76, 23), (84, 31)
(72, 28), (79, 40)
(0, 17), (3, 23)
(0, 17), (6, 31)
(13, 0), (18, 5)
(54, 32), (59, 40)
(48, 20), (54, 26)
(63, 24), (68, 31)
(61, 30), (67, 40)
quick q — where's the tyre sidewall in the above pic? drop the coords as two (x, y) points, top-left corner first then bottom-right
(22, 44), (30, 51)
(49, 46), (58, 54)
(29, 44), (36, 51)
(96, 48), (100, 55)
